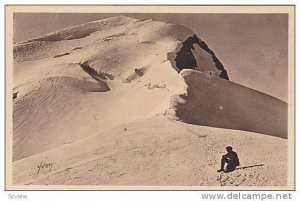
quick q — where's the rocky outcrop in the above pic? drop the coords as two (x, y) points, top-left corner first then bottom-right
(168, 34), (229, 80)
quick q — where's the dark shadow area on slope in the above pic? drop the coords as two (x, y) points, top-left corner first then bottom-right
(13, 92), (18, 100)
(13, 41), (52, 61)
(79, 61), (114, 82)
(175, 71), (287, 138)
(167, 34), (229, 80)
(236, 164), (264, 170)
(73, 47), (83, 50)
(53, 52), (70, 58)
(26, 29), (97, 42)
(20, 17), (129, 43)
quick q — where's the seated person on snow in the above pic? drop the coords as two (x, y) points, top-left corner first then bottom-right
(217, 146), (240, 173)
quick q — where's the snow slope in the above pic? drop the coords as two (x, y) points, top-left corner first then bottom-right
(11, 16), (288, 188)
(13, 16), (232, 161)
(175, 70), (287, 138)
(13, 116), (286, 187)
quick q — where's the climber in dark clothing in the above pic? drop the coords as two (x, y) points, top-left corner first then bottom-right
(217, 146), (240, 173)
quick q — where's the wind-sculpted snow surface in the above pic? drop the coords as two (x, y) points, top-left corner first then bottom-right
(12, 16), (288, 187)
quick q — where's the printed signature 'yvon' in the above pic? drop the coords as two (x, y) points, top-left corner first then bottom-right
(37, 160), (53, 174)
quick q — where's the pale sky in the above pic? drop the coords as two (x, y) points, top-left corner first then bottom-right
(14, 13), (288, 101)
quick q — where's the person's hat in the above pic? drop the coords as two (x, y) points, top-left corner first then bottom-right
(226, 146), (233, 151)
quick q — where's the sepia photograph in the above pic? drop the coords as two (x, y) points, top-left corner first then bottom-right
(5, 5), (295, 190)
